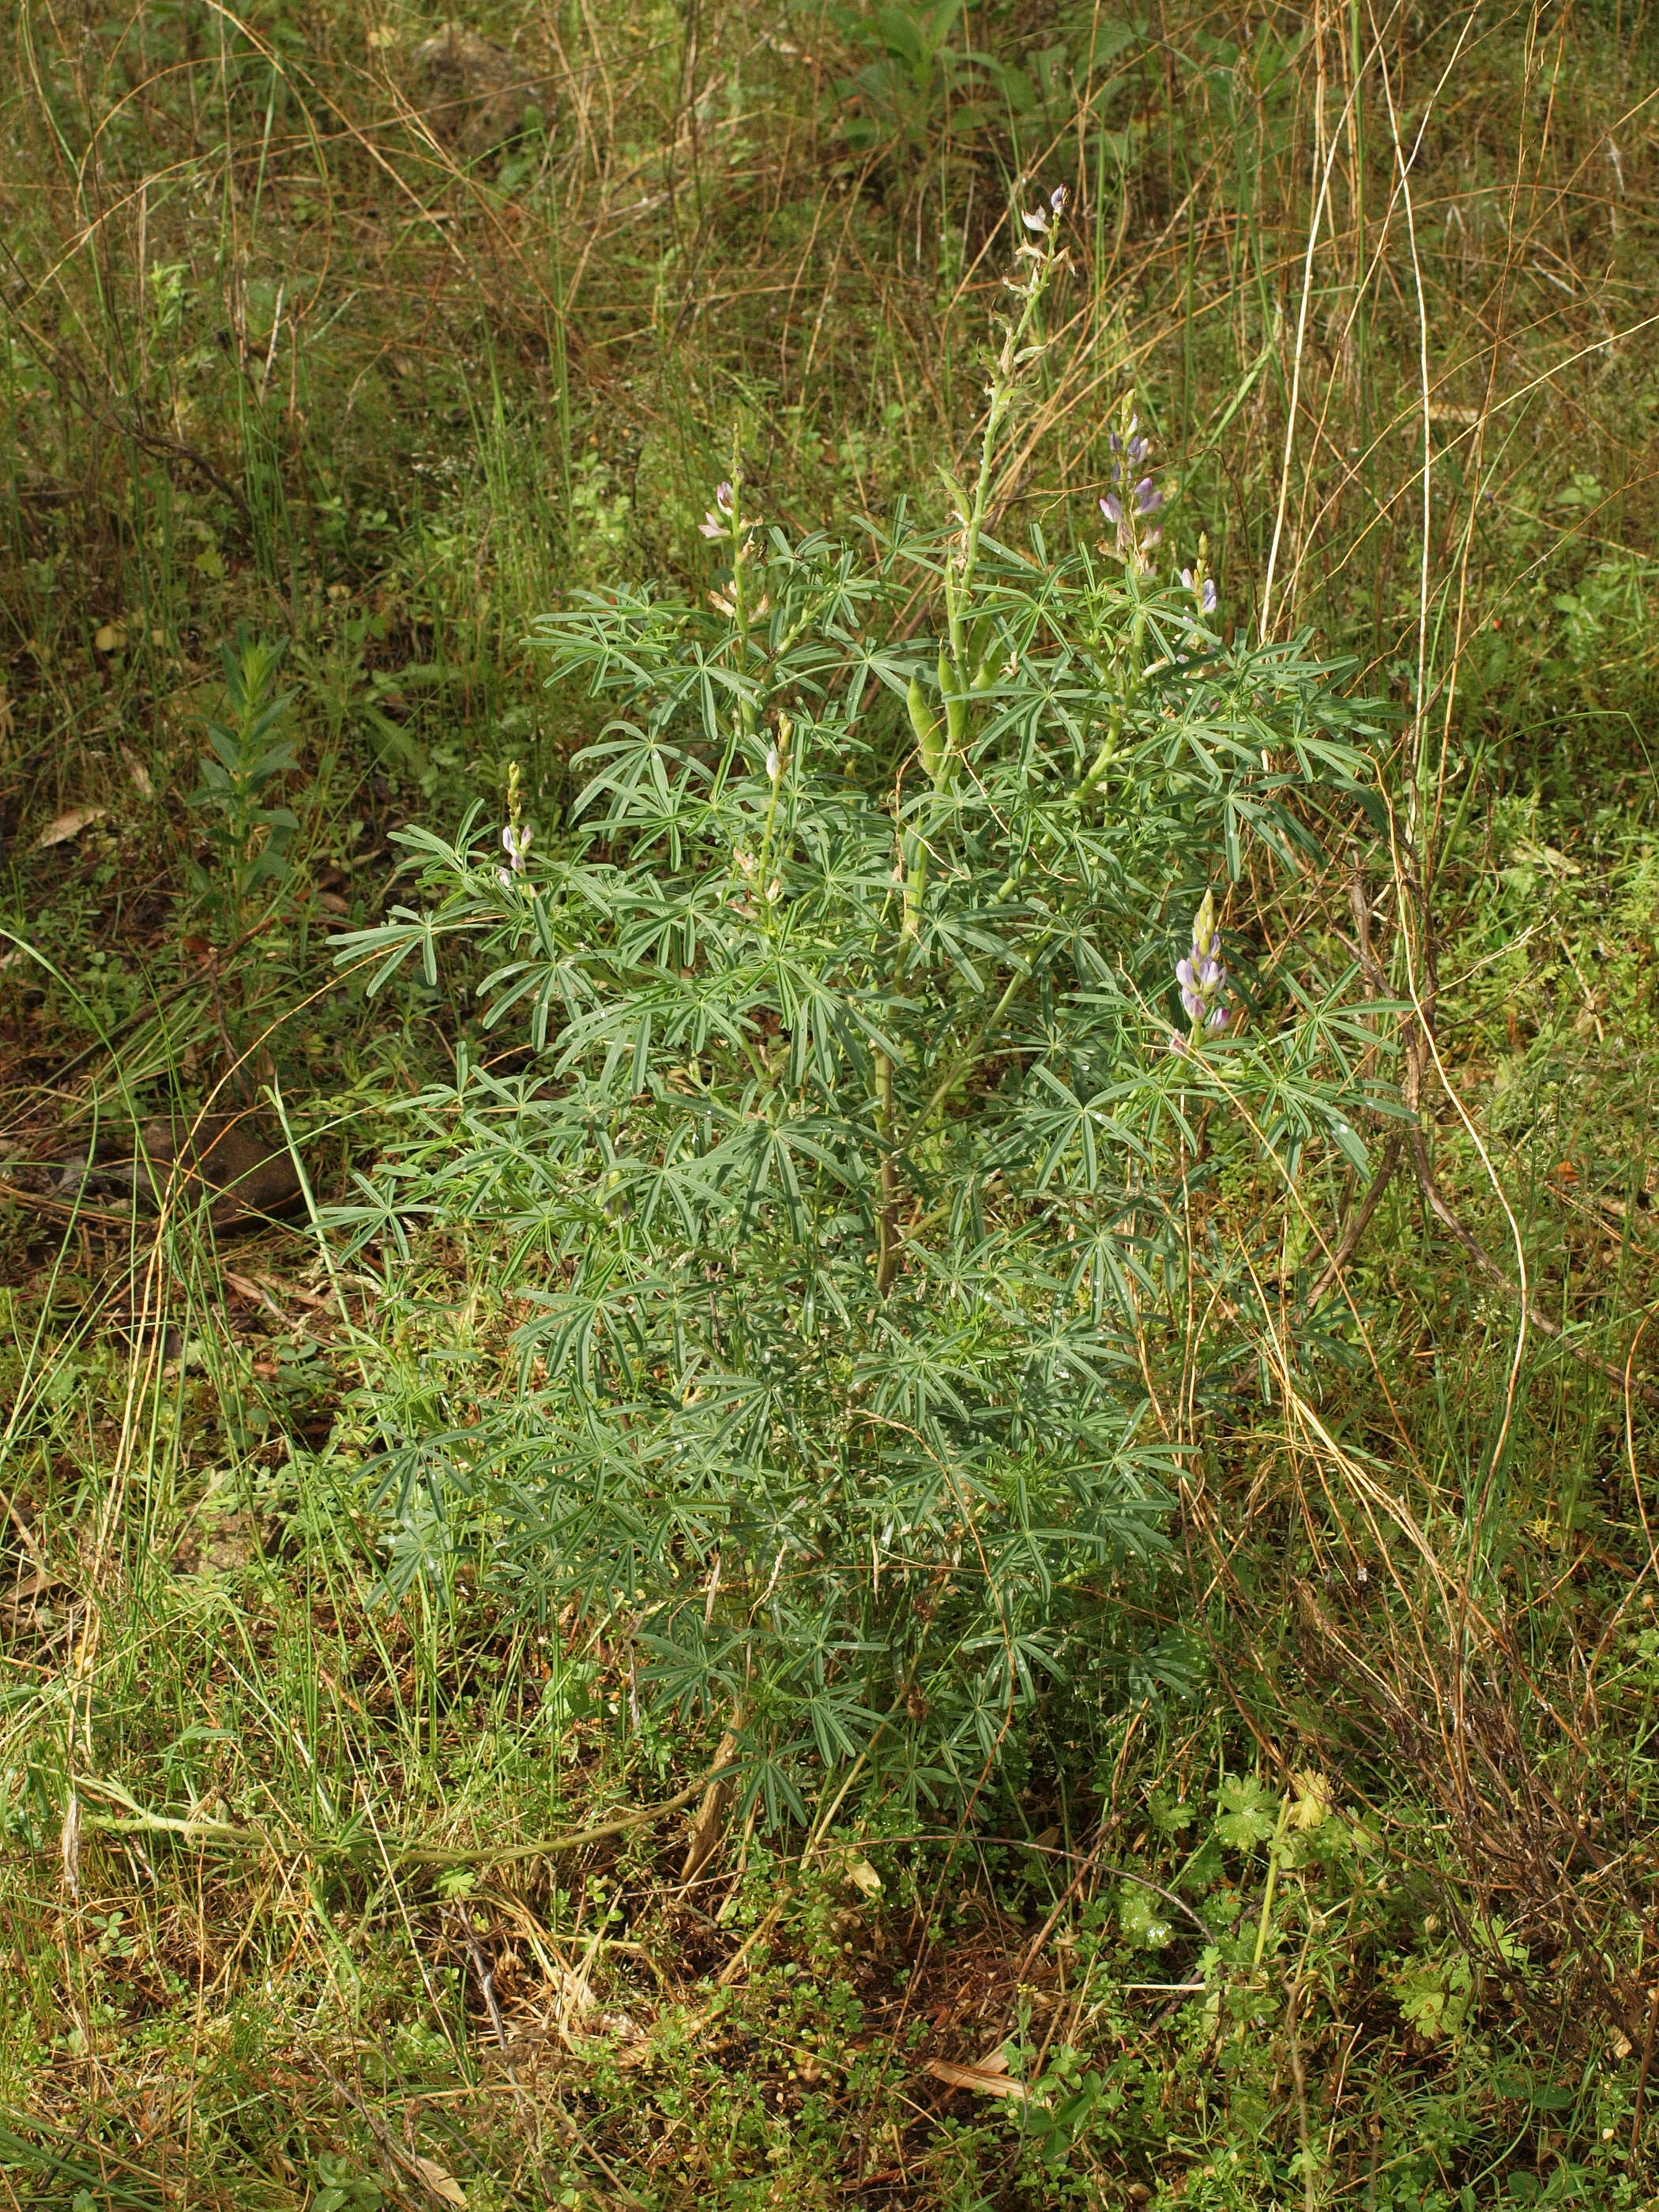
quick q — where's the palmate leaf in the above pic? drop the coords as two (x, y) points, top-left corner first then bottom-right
(327, 470), (1395, 1819)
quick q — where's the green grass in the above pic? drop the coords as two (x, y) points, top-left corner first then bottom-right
(3, 0), (1659, 2203)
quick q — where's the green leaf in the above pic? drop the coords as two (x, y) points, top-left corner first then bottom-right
(1118, 1881), (1172, 1948)
(1214, 1775), (1280, 1849)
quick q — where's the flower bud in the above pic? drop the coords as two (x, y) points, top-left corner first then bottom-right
(1176, 891), (1229, 1036)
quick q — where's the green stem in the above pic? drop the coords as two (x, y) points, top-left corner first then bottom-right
(903, 959), (1030, 1143)
(754, 732), (786, 897)
(875, 1048), (900, 1294)
(728, 446), (757, 739)
(940, 213), (1064, 751)
(1076, 592), (1148, 808)
(1251, 1796), (1294, 1971)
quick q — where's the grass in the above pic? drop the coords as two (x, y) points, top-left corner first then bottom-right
(3, 0), (1659, 2203)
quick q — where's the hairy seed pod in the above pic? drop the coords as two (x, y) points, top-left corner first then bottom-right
(907, 674), (943, 783)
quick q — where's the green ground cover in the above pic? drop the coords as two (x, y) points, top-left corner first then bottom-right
(2, 0), (1659, 2203)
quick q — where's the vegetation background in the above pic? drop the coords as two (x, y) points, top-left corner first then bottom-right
(2, 0), (1657, 2203)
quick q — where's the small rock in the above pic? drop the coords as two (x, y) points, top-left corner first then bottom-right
(132, 1113), (305, 1228)
(410, 23), (547, 156)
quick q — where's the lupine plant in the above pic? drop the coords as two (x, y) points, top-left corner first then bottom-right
(329, 199), (1394, 1819)
(187, 630), (300, 939)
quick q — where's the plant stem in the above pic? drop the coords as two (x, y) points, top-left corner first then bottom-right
(875, 1048), (900, 1293)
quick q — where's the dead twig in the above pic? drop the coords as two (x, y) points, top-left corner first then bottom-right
(1402, 1124), (1659, 1403)
(1305, 1129), (1403, 1309)
(71, 1769), (716, 1866)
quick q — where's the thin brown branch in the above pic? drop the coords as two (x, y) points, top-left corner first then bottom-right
(1403, 1127), (1659, 1404)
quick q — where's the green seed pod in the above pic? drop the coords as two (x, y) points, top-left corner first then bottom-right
(907, 675), (943, 782)
(938, 652), (967, 758)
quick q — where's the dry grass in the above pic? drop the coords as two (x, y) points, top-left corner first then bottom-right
(4, 0), (1659, 2204)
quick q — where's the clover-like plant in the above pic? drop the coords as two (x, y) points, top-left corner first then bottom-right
(331, 198), (1393, 1820)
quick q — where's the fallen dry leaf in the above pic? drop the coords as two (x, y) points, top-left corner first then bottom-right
(409, 2157), (467, 2207)
(36, 806), (109, 848)
(923, 2054), (1027, 2101)
(0, 1569), (71, 1619)
(843, 1848), (883, 1898)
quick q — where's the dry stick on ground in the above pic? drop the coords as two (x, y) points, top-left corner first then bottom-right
(303, 2048), (465, 2211)
(72, 1770), (716, 1866)
(0, 1181), (143, 1230)
(1304, 1129), (1403, 1311)
(679, 1719), (742, 1883)
(1285, 1966), (1320, 2212)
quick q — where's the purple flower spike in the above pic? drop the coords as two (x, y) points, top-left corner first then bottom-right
(1183, 566), (1221, 617)
(1104, 400), (1164, 570)
(1176, 890), (1229, 1036)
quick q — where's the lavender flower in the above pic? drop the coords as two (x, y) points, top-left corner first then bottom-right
(699, 480), (738, 539)
(1176, 890), (1230, 1034)
(498, 819), (532, 889)
(1182, 537), (1220, 619)
(1021, 183), (1068, 233)
(1100, 398), (1163, 571)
